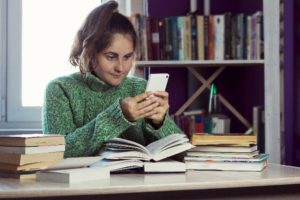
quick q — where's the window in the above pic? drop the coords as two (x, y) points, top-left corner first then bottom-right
(0, 0), (137, 129)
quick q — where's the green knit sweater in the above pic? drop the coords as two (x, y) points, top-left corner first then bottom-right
(42, 72), (182, 158)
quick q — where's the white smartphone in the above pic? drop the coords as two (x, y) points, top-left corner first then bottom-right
(146, 73), (170, 92)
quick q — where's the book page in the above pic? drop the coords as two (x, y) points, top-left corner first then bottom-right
(106, 138), (149, 154)
(146, 133), (186, 154)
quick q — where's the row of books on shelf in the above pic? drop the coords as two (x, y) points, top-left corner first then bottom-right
(130, 11), (263, 61)
(173, 110), (231, 138)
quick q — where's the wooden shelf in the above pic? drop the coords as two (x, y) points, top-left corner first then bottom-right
(135, 60), (264, 68)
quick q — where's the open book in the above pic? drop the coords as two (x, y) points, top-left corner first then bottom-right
(101, 133), (194, 161)
(98, 133), (194, 172)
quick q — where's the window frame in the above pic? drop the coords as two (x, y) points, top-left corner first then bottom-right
(0, 0), (143, 130)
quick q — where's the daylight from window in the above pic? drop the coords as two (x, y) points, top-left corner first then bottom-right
(22, 0), (101, 106)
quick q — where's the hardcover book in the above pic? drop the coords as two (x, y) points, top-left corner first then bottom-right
(0, 151), (64, 165)
(0, 145), (65, 154)
(0, 134), (65, 147)
(191, 134), (256, 146)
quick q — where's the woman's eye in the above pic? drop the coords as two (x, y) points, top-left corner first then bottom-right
(124, 54), (132, 60)
(106, 54), (116, 61)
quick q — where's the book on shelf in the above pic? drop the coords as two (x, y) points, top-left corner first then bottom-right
(185, 153), (268, 172)
(101, 133), (194, 162)
(189, 144), (258, 153)
(0, 134), (65, 147)
(0, 151), (64, 165)
(36, 167), (110, 184)
(191, 134), (257, 146)
(0, 144), (65, 154)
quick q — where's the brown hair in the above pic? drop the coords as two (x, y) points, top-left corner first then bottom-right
(69, 0), (137, 73)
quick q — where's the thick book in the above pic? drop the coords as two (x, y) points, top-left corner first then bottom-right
(185, 153), (268, 172)
(0, 160), (61, 172)
(191, 134), (256, 146)
(36, 167), (110, 184)
(0, 134), (65, 147)
(102, 133), (194, 162)
(0, 144), (65, 154)
(0, 151), (64, 165)
(189, 144), (258, 153)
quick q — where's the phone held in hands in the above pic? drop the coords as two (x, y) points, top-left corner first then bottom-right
(146, 73), (170, 92)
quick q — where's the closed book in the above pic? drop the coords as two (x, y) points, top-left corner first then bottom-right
(214, 15), (225, 60)
(0, 134), (65, 147)
(189, 144), (258, 153)
(36, 167), (110, 184)
(186, 150), (259, 159)
(185, 153), (268, 172)
(144, 159), (186, 173)
(0, 151), (64, 165)
(0, 171), (36, 180)
(191, 134), (256, 146)
(0, 144), (65, 154)
(0, 160), (61, 172)
(196, 15), (204, 60)
(185, 153), (269, 162)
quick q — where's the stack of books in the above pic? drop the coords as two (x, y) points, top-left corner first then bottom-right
(0, 134), (65, 179)
(185, 134), (269, 172)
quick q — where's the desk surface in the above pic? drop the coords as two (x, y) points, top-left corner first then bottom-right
(1, 164), (300, 199)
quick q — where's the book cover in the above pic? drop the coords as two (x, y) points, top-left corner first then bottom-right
(191, 134), (257, 146)
(36, 167), (110, 184)
(0, 151), (64, 165)
(0, 144), (65, 154)
(101, 133), (194, 162)
(0, 134), (65, 147)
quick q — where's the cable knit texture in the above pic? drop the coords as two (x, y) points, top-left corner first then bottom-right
(42, 72), (182, 158)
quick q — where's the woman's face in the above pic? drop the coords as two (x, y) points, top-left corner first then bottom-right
(93, 33), (135, 87)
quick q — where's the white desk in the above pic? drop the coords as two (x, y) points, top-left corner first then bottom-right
(1, 164), (300, 200)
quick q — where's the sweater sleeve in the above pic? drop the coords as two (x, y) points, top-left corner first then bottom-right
(42, 81), (135, 158)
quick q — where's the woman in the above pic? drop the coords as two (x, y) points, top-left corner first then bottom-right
(42, 0), (182, 158)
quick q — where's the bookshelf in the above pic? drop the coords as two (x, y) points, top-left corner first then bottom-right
(134, 0), (280, 164)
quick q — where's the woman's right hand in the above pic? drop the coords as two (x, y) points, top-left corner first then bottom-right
(120, 92), (160, 122)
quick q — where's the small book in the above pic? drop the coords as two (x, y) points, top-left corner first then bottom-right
(0, 151), (64, 165)
(102, 133), (194, 161)
(191, 134), (256, 146)
(36, 167), (110, 184)
(0, 145), (65, 154)
(189, 145), (258, 153)
(0, 134), (65, 147)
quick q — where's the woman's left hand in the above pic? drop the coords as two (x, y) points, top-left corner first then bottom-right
(146, 91), (170, 126)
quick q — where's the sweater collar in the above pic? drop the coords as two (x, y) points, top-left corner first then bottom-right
(84, 72), (113, 92)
